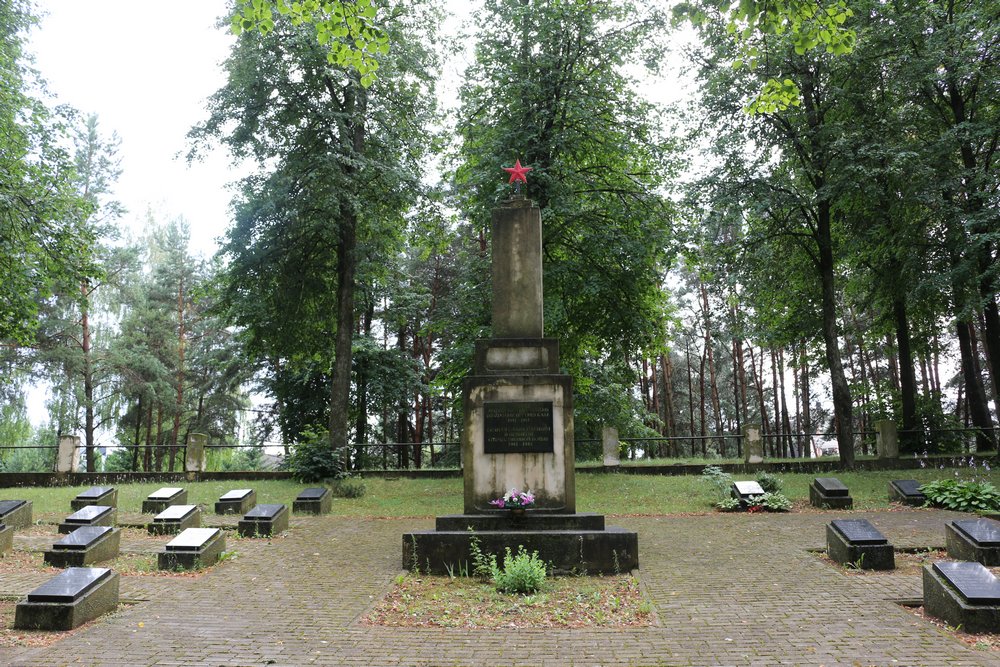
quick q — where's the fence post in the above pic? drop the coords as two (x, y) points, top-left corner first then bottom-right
(55, 435), (81, 474)
(602, 427), (620, 467)
(185, 433), (207, 480)
(744, 425), (764, 464)
(875, 420), (899, 459)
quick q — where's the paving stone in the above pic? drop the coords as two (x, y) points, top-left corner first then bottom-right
(1, 509), (997, 666)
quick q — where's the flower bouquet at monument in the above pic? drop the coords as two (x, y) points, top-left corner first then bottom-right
(489, 488), (535, 511)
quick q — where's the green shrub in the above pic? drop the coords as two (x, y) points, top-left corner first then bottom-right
(715, 497), (742, 512)
(330, 478), (366, 498)
(701, 465), (734, 502)
(755, 471), (783, 494)
(921, 479), (1000, 513)
(756, 491), (792, 512)
(490, 546), (547, 594)
(281, 427), (348, 483)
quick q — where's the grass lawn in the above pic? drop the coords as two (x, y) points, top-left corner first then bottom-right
(4, 465), (999, 518)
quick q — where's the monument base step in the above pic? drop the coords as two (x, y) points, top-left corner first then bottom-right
(436, 512), (604, 531)
(403, 523), (637, 575)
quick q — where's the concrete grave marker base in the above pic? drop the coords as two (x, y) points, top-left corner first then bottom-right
(293, 487), (332, 515)
(44, 527), (121, 568)
(238, 503), (289, 537)
(924, 562), (1000, 634)
(0, 500), (32, 529)
(148, 505), (201, 535)
(809, 477), (853, 509)
(946, 519), (1000, 566)
(58, 505), (116, 534)
(158, 528), (226, 570)
(215, 489), (256, 515)
(0, 523), (12, 555)
(889, 480), (926, 506)
(826, 520), (894, 570)
(70, 487), (117, 511)
(142, 487), (188, 514)
(15, 567), (120, 631)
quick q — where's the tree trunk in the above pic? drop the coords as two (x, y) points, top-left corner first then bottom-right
(171, 279), (186, 473)
(685, 338), (696, 455)
(131, 394), (143, 471)
(80, 281), (96, 472)
(893, 295), (919, 447)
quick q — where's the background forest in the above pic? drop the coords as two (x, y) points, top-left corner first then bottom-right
(1, 0), (997, 473)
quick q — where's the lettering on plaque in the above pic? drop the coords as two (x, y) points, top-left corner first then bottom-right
(483, 401), (554, 454)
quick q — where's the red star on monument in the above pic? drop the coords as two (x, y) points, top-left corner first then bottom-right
(502, 159), (533, 184)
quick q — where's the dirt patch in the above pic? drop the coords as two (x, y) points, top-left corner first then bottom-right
(365, 573), (654, 628)
(904, 605), (1000, 651)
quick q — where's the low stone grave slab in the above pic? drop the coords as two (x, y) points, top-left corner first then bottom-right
(924, 561), (1000, 633)
(215, 488), (256, 515)
(293, 487), (332, 514)
(237, 503), (289, 537)
(826, 519), (894, 570)
(158, 527), (226, 570)
(141, 487), (188, 514)
(15, 566), (120, 631)
(43, 526), (121, 568)
(731, 481), (765, 507)
(58, 505), (116, 534)
(810, 477), (853, 509)
(0, 499), (33, 529)
(0, 523), (12, 555)
(946, 519), (1000, 566)
(70, 486), (117, 511)
(148, 504), (201, 535)
(888, 479), (925, 506)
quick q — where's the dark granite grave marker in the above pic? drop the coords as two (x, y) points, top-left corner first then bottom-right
(293, 487), (332, 514)
(15, 567), (120, 630)
(0, 499), (32, 529)
(44, 526), (121, 567)
(947, 518), (1000, 565)
(483, 401), (554, 454)
(831, 519), (888, 545)
(71, 486), (117, 510)
(142, 487), (188, 514)
(158, 527), (227, 570)
(215, 488), (256, 515)
(149, 504), (201, 535)
(810, 476), (853, 509)
(57, 505), (116, 534)
(935, 561), (1000, 604)
(924, 561), (1000, 633)
(826, 519), (894, 570)
(889, 479), (926, 506)
(238, 503), (289, 537)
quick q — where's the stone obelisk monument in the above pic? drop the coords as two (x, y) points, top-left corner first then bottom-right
(461, 183), (575, 513)
(402, 160), (636, 574)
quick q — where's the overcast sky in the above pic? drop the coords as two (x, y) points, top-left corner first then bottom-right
(26, 1), (479, 258)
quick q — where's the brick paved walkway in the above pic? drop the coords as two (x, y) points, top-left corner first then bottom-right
(3, 509), (1000, 666)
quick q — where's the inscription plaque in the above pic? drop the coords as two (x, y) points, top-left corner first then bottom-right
(814, 477), (849, 496)
(934, 561), (1000, 604)
(892, 479), (924, 497)
(954, 519), (1000, 547)
(483, 401), (553, 454)
(27, 567), (112, 603)
(831, 519), (887, 545)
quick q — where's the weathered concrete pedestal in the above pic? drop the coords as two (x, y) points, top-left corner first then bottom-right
(44, 527), (121, 567)
(889, 479), (926, 506)
(826, 519), (894, 570)
(238, 503), (288, 537)
(148, 505), (201, 535)
(924, 561), (1000, 633)
(809, 477), (853, 509)
(0, 500), (32, 529)
(58, 505), (116, 534)
(405, 513), (637, 574)
(402, 194), (638, 575)
(142, 487), (188, 514)
(158, 528), (226, 570)
(15, 567), (119, 631)
(0, 523), (12, 555)
(71, 486), (117, 511)
(215, 489), (256, 515)
(946, 519), (1000, 565)
(293, 487), (332, 514)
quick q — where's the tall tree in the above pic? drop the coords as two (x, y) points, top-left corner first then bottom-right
(453, 0), (677, 438)
(190, 1), (440, 451)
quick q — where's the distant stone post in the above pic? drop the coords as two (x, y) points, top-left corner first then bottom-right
(56, 435), (81, 474)
(875, 420), (899, 459)
(185, 433), (208, 480)
(602, 427), (620, 467)
(744, 425), (764, 464)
